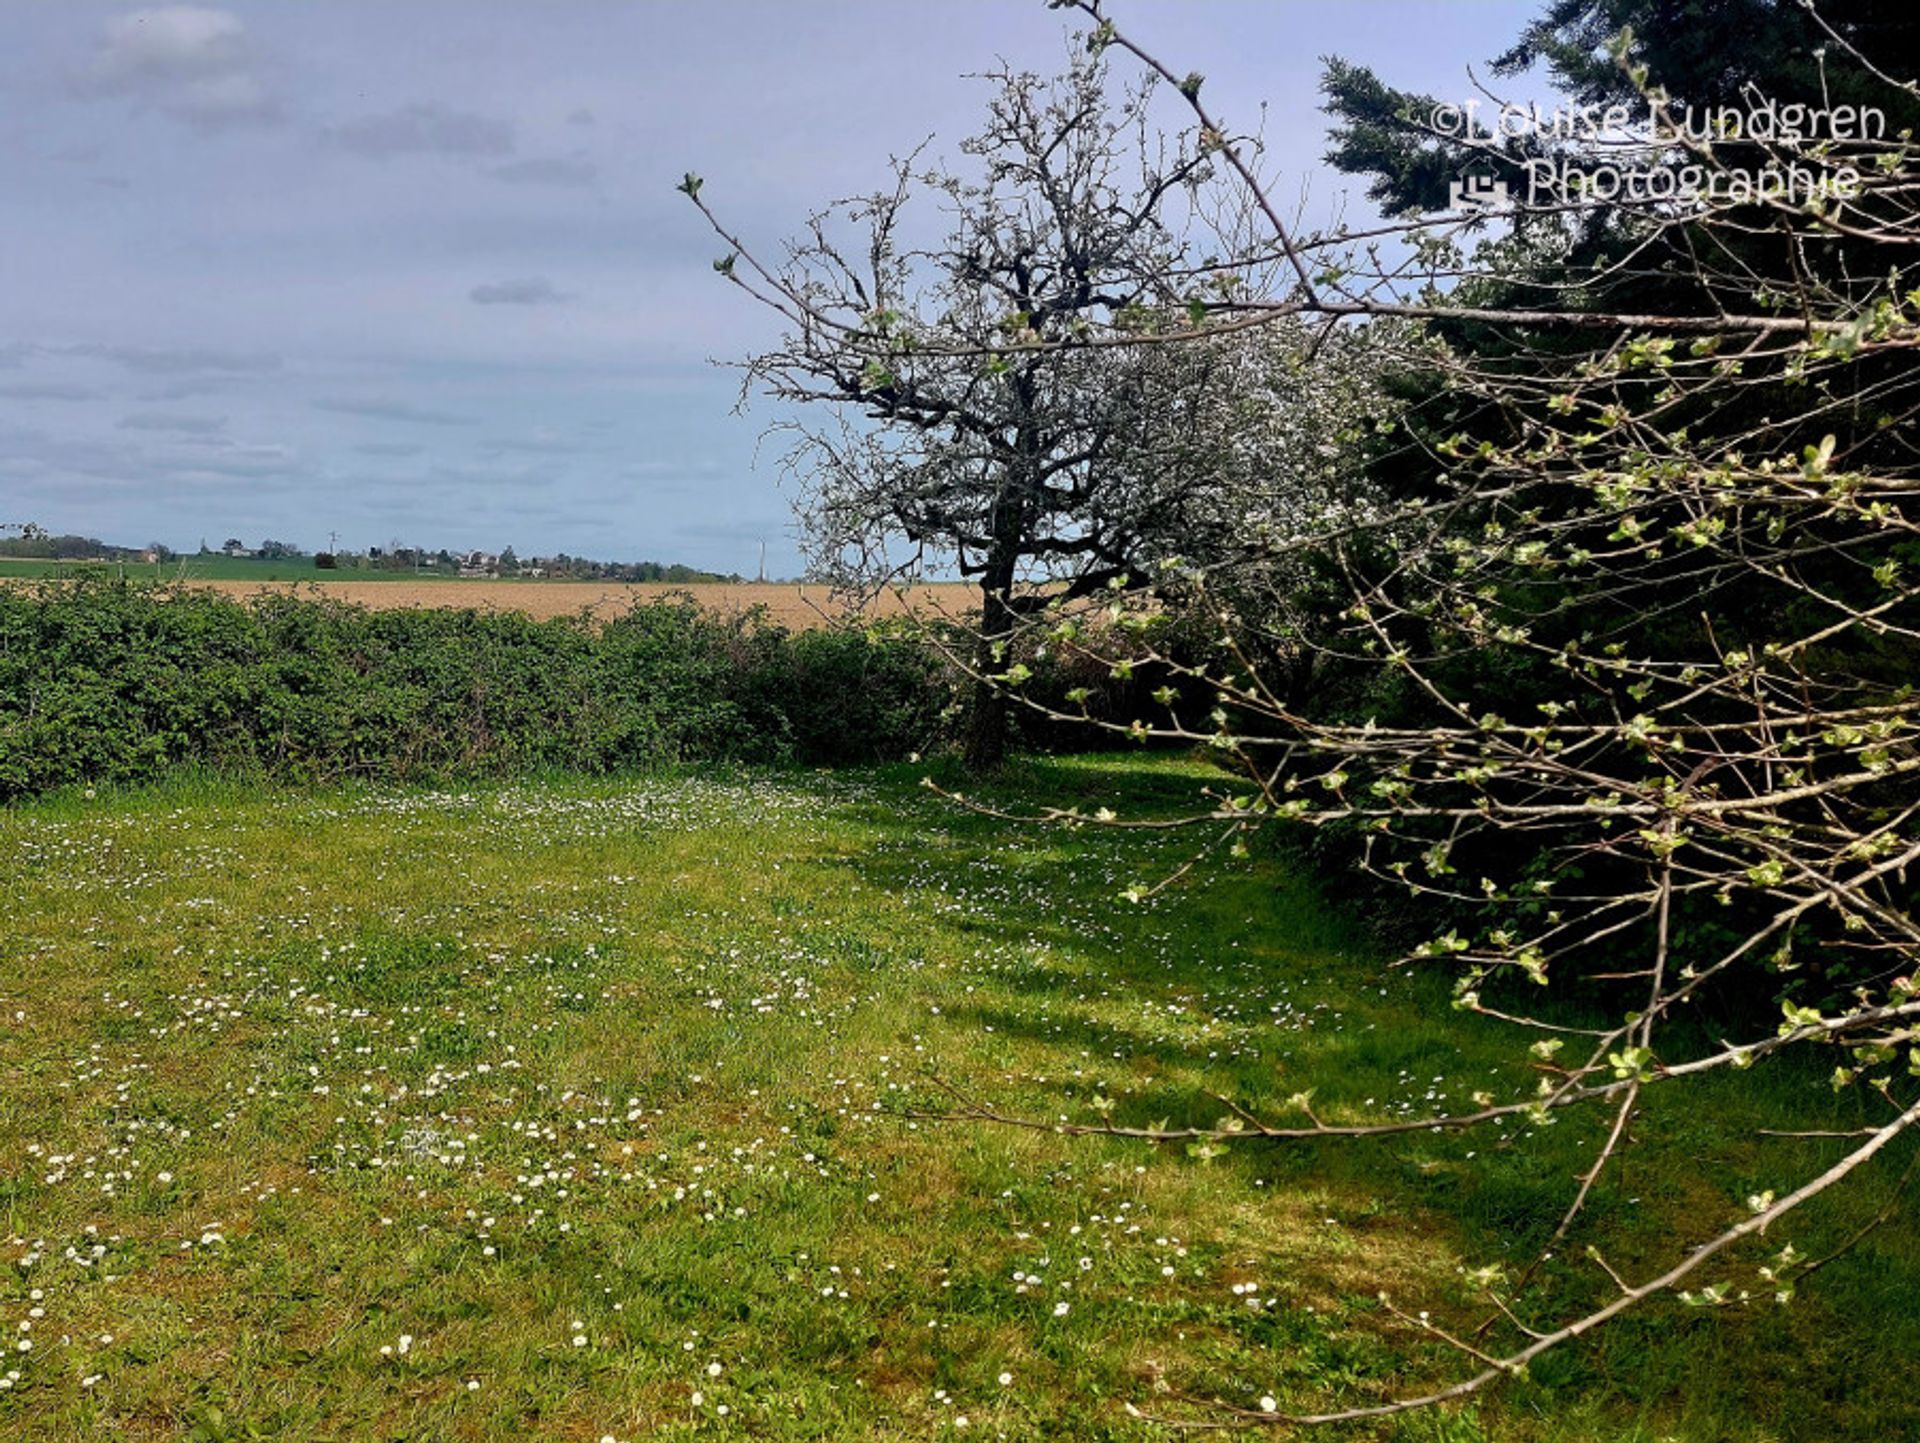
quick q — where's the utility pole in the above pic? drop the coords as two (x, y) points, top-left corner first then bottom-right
(757, 540), (767, 583)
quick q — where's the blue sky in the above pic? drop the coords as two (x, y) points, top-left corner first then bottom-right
(0, 1), (1538, 575)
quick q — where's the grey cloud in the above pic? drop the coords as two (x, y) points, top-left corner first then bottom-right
(470, 276), (568, 306)
(65, 343), (280, 374)
(421, 460), (552, 488)
(566, 108), (596, 127)
(0, 424), (306, 492)
(118, 411), (227, 434)
(0, 381), (96, 401)
(315, 397), (470, 426)
(353, 441), (424, 457)
(69, 7), (282, 129)
(624, 458), (724, 478)
(137, 378), (236, 400)
(479, 434), (588, 456)
(330, 102), (513, 159)
(674, 518), (791, 545)
(175, 454), (304, 481)
(1, 433), (149, 481)
(486, 154), (597, 188)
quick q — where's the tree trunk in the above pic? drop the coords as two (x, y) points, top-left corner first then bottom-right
(964, 377), (1041, 774)
(964, 575), (1014, 773)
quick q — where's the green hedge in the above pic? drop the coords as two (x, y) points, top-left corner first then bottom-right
(0, 578), (955, 799)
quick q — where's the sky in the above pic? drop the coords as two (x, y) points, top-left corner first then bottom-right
(0, 1), (1539, 576)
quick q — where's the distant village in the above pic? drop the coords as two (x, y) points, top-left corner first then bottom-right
(0, 530), (739, 585)
(208, 537), (530, 576)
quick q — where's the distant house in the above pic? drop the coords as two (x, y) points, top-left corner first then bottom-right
(220, 539), (256, 559)
(459, 550), (499, 578)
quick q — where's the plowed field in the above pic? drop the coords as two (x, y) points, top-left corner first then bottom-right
(104, 579), (974, 627)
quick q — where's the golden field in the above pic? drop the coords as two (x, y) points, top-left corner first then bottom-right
(176, 578), (975, 627)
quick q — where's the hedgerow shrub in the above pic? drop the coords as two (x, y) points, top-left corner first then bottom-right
(0, 578), (957, 798)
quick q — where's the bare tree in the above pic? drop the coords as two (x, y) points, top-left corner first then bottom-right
(684, 53), (1383, 769)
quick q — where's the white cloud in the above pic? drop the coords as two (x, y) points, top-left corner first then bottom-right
(71, 7), (281, 129)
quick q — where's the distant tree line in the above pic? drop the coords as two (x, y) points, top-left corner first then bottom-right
(0, 533), (174, 562)
(0, 531), (741, 582)
(294, 540), (738, 581)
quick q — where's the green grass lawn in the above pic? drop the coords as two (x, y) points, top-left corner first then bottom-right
(0, 755), (1911, 1441)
